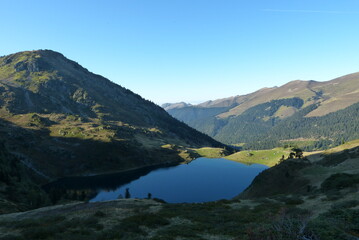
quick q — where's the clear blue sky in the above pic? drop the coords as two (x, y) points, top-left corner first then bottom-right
(1, 0), (359, 104)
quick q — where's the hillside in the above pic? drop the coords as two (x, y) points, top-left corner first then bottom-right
(161, 102), (192, 110)
(0, 142), (50, 214)
(1, 141), (358, 240)
(164, 73), (359, 150)
(0, 50), (223, 181)
(239, 139), (359, 201)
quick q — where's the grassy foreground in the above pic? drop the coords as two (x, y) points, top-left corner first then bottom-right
(0, 191), (358, 239)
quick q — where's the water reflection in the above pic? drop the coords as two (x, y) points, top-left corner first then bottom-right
(44, 158), (268, 203)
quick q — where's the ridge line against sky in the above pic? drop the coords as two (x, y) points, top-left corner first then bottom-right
(1, 0), (359, 104)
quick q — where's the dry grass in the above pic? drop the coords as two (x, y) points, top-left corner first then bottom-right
(192, 147), (228, 158)
(225, 148), (291, 166)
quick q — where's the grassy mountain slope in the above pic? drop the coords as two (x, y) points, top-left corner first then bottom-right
(239, 139), (359, 203)
(196, 74), (359, 118)
(161, 102), (192, 110)
(224, 147), (292, 166)
(0, 50), (223, 179)
(164, 73), (359, 149)
(1, 141), (358, 240)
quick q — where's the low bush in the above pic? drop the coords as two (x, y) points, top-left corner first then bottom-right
(321, 173), (359, 191)
(122, 213), (170, 228)
(308, 208), (359, 240)
(332, 200), (359, 209)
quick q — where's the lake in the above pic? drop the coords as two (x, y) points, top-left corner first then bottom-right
(89, 158), (268, 203)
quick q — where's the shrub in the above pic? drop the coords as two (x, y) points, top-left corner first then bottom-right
(332, 200), (359, 209)
(93, 210), (106, 217)
(0, 235), (25, 240)
(307, 208), (359, 240)
(321, 173), (359, 191)
(122, 213), (170, 228)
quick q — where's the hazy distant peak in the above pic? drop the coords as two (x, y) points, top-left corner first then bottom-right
(165, 71), (359, 122)
(326, 71), (359, 84)
(280, 79), (309, 86)
(258, 85), (278, 90)
(197, 95), (240, 108)
(255, 86), (278, 94)
(162, 102), (192, 110)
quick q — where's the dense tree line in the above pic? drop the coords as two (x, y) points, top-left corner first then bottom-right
(213, 98), (305, 144)
(169, 97), (359, 151)
(243, 102), (359, 150)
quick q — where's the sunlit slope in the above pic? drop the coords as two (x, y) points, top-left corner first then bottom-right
(164, 72), (359, 149)
(0, 50), (223, 178)
(225, 148), (291, 166)
(240, 139), (359, 199)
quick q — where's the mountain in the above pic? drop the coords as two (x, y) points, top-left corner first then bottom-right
(0, 50), (223, 180)
(162, 102), (192, 110)
(164, 73), (359, 150)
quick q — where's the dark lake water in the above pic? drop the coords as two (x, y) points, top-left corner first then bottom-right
(89, 158), (268, 203)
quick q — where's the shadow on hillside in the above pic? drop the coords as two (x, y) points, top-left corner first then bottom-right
(0, 118), (182, 180)
(42, 162), (177, 204)
(239, 142), (359, 200)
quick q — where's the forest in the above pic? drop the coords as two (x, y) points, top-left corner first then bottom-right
(172, 98), (359, 151)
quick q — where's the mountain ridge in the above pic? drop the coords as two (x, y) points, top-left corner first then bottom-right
(164, 72), (359, 149)
(165, 73), (359, 117)
(0, 50), (224, 180)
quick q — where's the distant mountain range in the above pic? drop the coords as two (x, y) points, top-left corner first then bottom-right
(0, 50), (223, 180)
(163, 73), (359, 150)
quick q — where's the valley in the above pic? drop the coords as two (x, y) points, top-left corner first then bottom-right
(164, 73), (359, 151)
(0, 50), (224, 214)
(3, 1), (359, 239)
(0, 140), (358, 240)
(0, 50), (358, 240)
